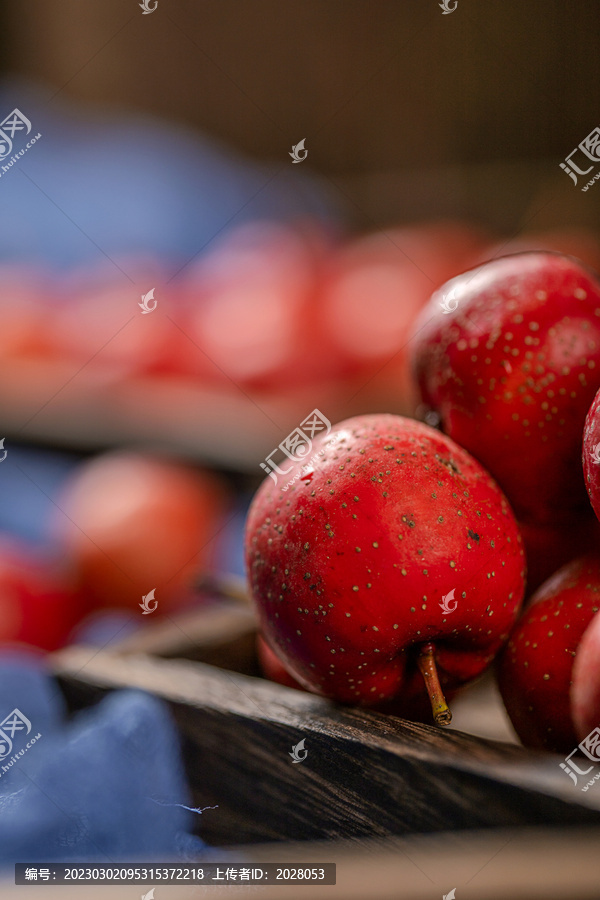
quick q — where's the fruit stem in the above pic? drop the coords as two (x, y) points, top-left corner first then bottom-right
(417, 642), (452, 727)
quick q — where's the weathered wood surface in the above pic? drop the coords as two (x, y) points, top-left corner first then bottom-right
(51, 647), (600, 847)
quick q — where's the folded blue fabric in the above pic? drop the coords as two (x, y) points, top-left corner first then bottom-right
(0, 651), (65, 736)
(0, 662), (207, 865)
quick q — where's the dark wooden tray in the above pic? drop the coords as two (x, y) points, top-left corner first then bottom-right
(49, 597), (600, 849)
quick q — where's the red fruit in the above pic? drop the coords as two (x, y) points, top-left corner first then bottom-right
(257, 633), (306, 691)
(412, 252), (600, 526)
(0, 539), (86, 651)
(0, 268), (53, 361)
(245, 413), (525, 725)
(55, 452), (227, 611)
(498, 555), (600, 752)
(518, 517), (600, 595)
(319, 221), (488, 375)
(173, 221), (336, 389)
(571, 609), (600, 741)
(50, 280), (170, 379)
(582, 386), (600, 523)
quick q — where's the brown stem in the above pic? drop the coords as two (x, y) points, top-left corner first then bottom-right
(417, 642), (452, 726)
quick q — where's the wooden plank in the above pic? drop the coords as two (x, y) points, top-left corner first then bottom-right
(51, 648), (600, 847)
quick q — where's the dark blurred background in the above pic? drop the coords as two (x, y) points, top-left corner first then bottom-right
(2, 0), (599, 230)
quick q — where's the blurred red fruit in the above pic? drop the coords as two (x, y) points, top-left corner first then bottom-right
(320, 221), (489, 374)
(173, 221), (337, 389)
(0, 539), (85, 651)
(50, 278), (171, 379)
(0, 268), (54, 361)
(55, 451), (227, 611)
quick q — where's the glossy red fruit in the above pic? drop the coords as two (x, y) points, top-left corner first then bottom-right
(56, 452), (227, 612)
(245, 413), (525, 725)
(518, 517), (600, 595)
(498, 555), (600, 752)
(0, 539), (86, 651)
(582, 386), (600, 523)
(412, 252), (600, 527)
(571, 609), (600, 741)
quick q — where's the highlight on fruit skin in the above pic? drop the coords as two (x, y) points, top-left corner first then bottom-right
(245, 412), (526, 727)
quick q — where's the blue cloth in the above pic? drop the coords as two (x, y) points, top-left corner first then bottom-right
(0, 660), (207, 865)
(0, 652), (65, 735)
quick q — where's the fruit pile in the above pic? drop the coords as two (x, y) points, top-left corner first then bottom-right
(246, 248), (600, 754)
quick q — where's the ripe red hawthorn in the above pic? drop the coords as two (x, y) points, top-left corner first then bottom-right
(245, 414), (526, 725)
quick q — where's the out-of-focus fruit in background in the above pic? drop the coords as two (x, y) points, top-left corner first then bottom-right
(50, 274), (172, 381)
(318, 222), (490, 402)
(172, 221), (339, 390)
(0, 538), (86, 652)
(54, 451), (228, 612)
